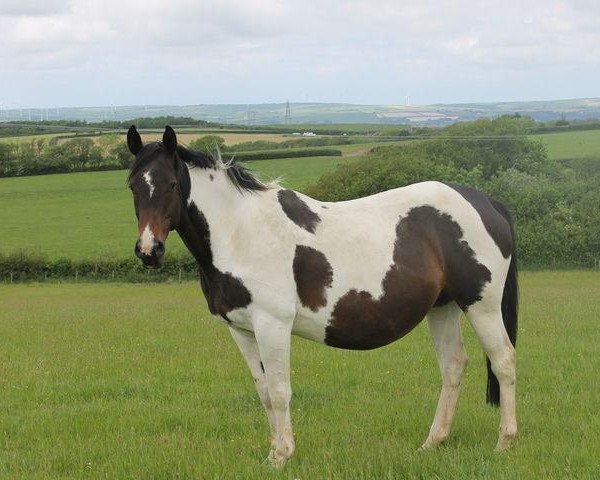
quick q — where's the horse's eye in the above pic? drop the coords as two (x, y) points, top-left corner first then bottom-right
(170, 181), (177, 190)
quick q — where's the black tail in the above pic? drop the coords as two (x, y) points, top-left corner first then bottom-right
(486, 200), (518, 406)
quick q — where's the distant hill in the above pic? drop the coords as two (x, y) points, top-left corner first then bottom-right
(1, 98), (599, 125)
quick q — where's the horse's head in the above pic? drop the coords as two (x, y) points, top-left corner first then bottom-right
(127, 125), (186, 268)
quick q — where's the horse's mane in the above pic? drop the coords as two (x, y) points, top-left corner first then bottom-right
(128, 142), (271, 193)
(176, 144), (271, 193)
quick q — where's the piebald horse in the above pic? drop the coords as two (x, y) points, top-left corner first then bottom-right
(127, 126), (518, 467)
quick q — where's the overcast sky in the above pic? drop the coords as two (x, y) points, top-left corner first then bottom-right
(0, 0), (598, 108)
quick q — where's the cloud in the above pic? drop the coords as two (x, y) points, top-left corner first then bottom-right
(0, 0), (599, 107)
(0, 0), (69, 16)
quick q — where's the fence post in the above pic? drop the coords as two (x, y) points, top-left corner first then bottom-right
(10, 272), (13, 283)
(75, 271), (78, 282)
(178, 269), (182, 283)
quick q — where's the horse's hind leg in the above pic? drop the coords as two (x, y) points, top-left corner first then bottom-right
(421, 302), (468, 449)
(466, 300), (517, 451)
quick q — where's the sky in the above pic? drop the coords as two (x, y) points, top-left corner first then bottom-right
(0, 0), (599, 108)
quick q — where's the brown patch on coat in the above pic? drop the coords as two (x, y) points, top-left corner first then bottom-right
(199, 267), (252, 318)
(325, 206), (491, 350)
(277, 189), (321, 233)
(293, 245), (334, 311)
(178, 203), (252, 319)
(443, 183), (513, 258)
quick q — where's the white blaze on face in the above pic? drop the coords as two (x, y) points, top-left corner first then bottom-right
(139, 224), (155, 255)
(143, 170), (155, 198)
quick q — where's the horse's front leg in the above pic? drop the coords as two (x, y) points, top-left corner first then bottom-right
(228, 326), (276, 441)
(252, 313), (294, 468)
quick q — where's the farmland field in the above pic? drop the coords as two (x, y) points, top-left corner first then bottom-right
(0, 271), (598, 478)
(533, 129), (600, 159)
(139, 132), (290, 146)
(0, 155), (354, 260)
(0, 133), (68, 144)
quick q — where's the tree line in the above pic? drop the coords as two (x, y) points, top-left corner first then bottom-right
(0, 136), (130, 177)
(307, 116), (600, 268)
(0, 116), (220, 138)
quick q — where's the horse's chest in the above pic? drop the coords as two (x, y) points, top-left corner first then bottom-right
(199, 267), (253, 325)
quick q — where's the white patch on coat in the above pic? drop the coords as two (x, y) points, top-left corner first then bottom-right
(143, 170), (155, 198)
(139, 224), (155, 255)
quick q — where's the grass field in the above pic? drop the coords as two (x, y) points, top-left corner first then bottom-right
(0, 271), (598, 478)
(0, 156), (354, 260)
(533, 129), (600, 159)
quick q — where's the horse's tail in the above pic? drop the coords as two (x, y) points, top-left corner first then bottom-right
(486, 199), (518, 406)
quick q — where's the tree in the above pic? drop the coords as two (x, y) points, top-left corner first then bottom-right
(111, 141), (134, 169)
(61, 138), (102, 170)
(189, 135), (226, 153)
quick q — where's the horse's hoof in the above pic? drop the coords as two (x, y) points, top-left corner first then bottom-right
(419, 434), (447, 450)
(266, 451), (288, 469)
(495, 430), (517, 451)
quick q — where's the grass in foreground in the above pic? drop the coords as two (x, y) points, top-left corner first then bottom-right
(0, 271), (599, 478)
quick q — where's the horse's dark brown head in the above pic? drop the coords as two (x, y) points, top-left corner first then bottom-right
(127, 125), (186, 268)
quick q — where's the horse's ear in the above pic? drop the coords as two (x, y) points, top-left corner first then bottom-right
(163, 126), (177, 155)
(127, 125), (143, 155)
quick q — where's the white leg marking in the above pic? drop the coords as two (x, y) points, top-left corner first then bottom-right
(139, 224), (155, 255)
(228, 327), (276, 440)
(422, 302), (467, 449)
(143, 170), (155, 198)
(466, 302), (517, 451)
(252, 315), (294, 468)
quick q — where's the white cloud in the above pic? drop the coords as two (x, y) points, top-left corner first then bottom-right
(0, 0), (599, 107)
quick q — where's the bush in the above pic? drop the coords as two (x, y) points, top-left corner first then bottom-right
(233, 148), (342, 162)
(0, 250), (199, 283)
(189, 135), (226, 152)
(306, 133), (600, 268)
(226, 137), (356, 152)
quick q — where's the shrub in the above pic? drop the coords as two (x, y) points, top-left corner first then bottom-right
(233, 148), (342, 162)
(306, 135), (600, 268)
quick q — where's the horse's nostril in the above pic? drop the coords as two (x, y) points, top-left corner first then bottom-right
(134, 242), (142, 258)
(155, 241), (165, 257)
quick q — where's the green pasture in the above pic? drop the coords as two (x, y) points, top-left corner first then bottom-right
(533, 129), (600, 160)
(0, 156), (354, 260)
(0, 271), (598, 478)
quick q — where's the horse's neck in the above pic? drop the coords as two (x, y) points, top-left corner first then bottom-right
(178, 167), (273, 270)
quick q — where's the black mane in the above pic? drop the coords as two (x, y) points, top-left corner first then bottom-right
(128, 142), (270, 193)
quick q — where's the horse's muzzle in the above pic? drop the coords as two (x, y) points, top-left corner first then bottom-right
(134, 239), (165, 269)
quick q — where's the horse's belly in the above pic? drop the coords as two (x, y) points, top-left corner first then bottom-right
(323, 272), (440, 350)
(324, 305), (426, 350)
(291, 311), (328, 344)
(291, 282), (435, 350)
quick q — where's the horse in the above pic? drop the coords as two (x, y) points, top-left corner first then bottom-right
(126, 125), (518, 467)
